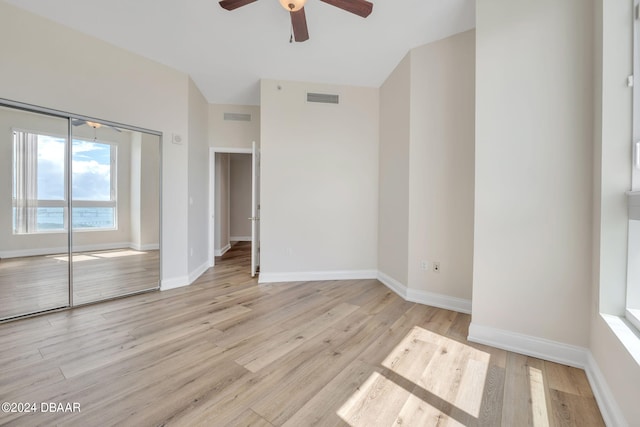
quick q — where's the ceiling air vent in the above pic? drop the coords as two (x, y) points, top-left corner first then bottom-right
(223, 112), (251, 122)
(307, 92), (339, 104)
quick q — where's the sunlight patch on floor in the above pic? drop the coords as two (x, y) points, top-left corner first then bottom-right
(338, 326), (490, 426)
(93, 250), (147, 258)
(51, 249), (146, 262)
(52, 254), (96, 262)
(528, 366), (550, 427)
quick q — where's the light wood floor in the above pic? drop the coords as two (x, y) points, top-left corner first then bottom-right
(0, 249), (159, 320)
(0, 242), (604, 426)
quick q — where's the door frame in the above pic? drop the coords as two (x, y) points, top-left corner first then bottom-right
(208, 147), (253, 268)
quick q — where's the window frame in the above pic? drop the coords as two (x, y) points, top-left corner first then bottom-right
(11, 129), (119, 234)
(628, 0), (640, 331)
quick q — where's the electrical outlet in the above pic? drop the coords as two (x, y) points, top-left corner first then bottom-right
(420, 261), (428, 270)
(433, 262), (440, 273)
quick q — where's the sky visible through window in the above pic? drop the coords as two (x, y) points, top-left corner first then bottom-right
(28, 135), (115, 230)
(37, 135), (112, 201)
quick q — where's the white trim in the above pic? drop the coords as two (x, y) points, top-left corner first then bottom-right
(209, 148), (216, 269)
(376, 271), (472, 314)
(258, 270), (377, 283)
(160, 276), (189, 291)
(212, 147), (252, 154)
(214, 243), (231, 257)
(376, 271), (408, 298)
(188, 260), (210, 285)
(406, 288), (472, 314)
(467, 323), (588, 368)
(129, 242), (160, 251)
(230, 236), (251, 242)
(585, 352), (629, 427)
(0, 241), (159, 259)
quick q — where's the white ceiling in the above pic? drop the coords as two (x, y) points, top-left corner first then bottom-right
(5, 0), (475, 105)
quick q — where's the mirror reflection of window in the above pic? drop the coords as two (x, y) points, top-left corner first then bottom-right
(1, 102), (161, 321)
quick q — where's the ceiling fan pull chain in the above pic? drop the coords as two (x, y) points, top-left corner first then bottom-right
(289, 23), (293, 43)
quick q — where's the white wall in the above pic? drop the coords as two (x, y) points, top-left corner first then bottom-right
(408, 30), (475, 301)
(230, 153), (252, 240)
(0, 1), (191, 286)
(378, 53), (411, 286)
(473, 0), (593, 346)
(260, 79), (379, 279)
(188, 78), (210, 276)
(215, 153), (230, 253)
(209, 104), (260, 149)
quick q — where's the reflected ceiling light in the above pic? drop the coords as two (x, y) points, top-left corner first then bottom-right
(85, 121), (102, 129)
(279, 0), (306, 12)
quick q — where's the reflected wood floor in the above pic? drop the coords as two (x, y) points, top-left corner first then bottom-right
(0, 243), (604, 426)
(0, 249), (159, 320)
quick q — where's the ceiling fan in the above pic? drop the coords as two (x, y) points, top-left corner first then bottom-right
(218, 0), (374, 42)
(71, 119), (121, 133)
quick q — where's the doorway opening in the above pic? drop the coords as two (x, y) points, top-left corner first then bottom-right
(209, 144), (260, 278)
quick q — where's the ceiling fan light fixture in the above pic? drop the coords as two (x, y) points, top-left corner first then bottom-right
(85, 121), (102, 129)
(279, 0), (306, 12)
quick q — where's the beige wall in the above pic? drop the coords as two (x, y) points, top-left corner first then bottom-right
(0, 2), (190, 284)
(378, 31), (475, 304)
(139, 133), (160, 247)
(209, 104), (260, 149)
(188, 78), (210, 273)
(230, 153), (252, 240)
(408, 30), (475, 300)
(378, 53), (411, 286)
(260, 79), (379, 276)
(130, 132), (160, 251)
(474, 0), (593, 347)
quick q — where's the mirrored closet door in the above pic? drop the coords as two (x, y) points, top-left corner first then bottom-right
(0, 105), (71, 320)
(71, 121), (160, 305)
(0, 101), (161, 321)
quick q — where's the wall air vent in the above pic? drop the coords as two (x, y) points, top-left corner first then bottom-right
(223, 112), (252, 122)
(307, 92), (339, 104)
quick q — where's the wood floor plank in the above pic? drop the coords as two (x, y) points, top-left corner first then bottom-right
(501, 352), (535, 427)
(235, 302), (359, 372)
(0, 242), (605, 426)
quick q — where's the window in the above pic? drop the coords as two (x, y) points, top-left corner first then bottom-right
(628, 0), (640, 331)
(12, 130), (117, 233)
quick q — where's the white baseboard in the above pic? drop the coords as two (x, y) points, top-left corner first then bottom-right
(258, 269), (377, 284)
(377, 271), (472, 314)
(129, 242), (160, 251)
(467, 322), (626, 426)
(584, 352), (628, 427)
(214, 243), (231, 257)
(0, 241), (159, 259)
(160, 276), (189, 291)
(230, 236), (251, 242)
(188, 260), (210, 285)
(467, 322), (588, 368)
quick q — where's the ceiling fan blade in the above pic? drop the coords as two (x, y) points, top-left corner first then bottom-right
(291, 8), (309, 42)
(219, 0), (258, 11)
(71, 118), (85, 127)
(320, 0), (373, 18)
